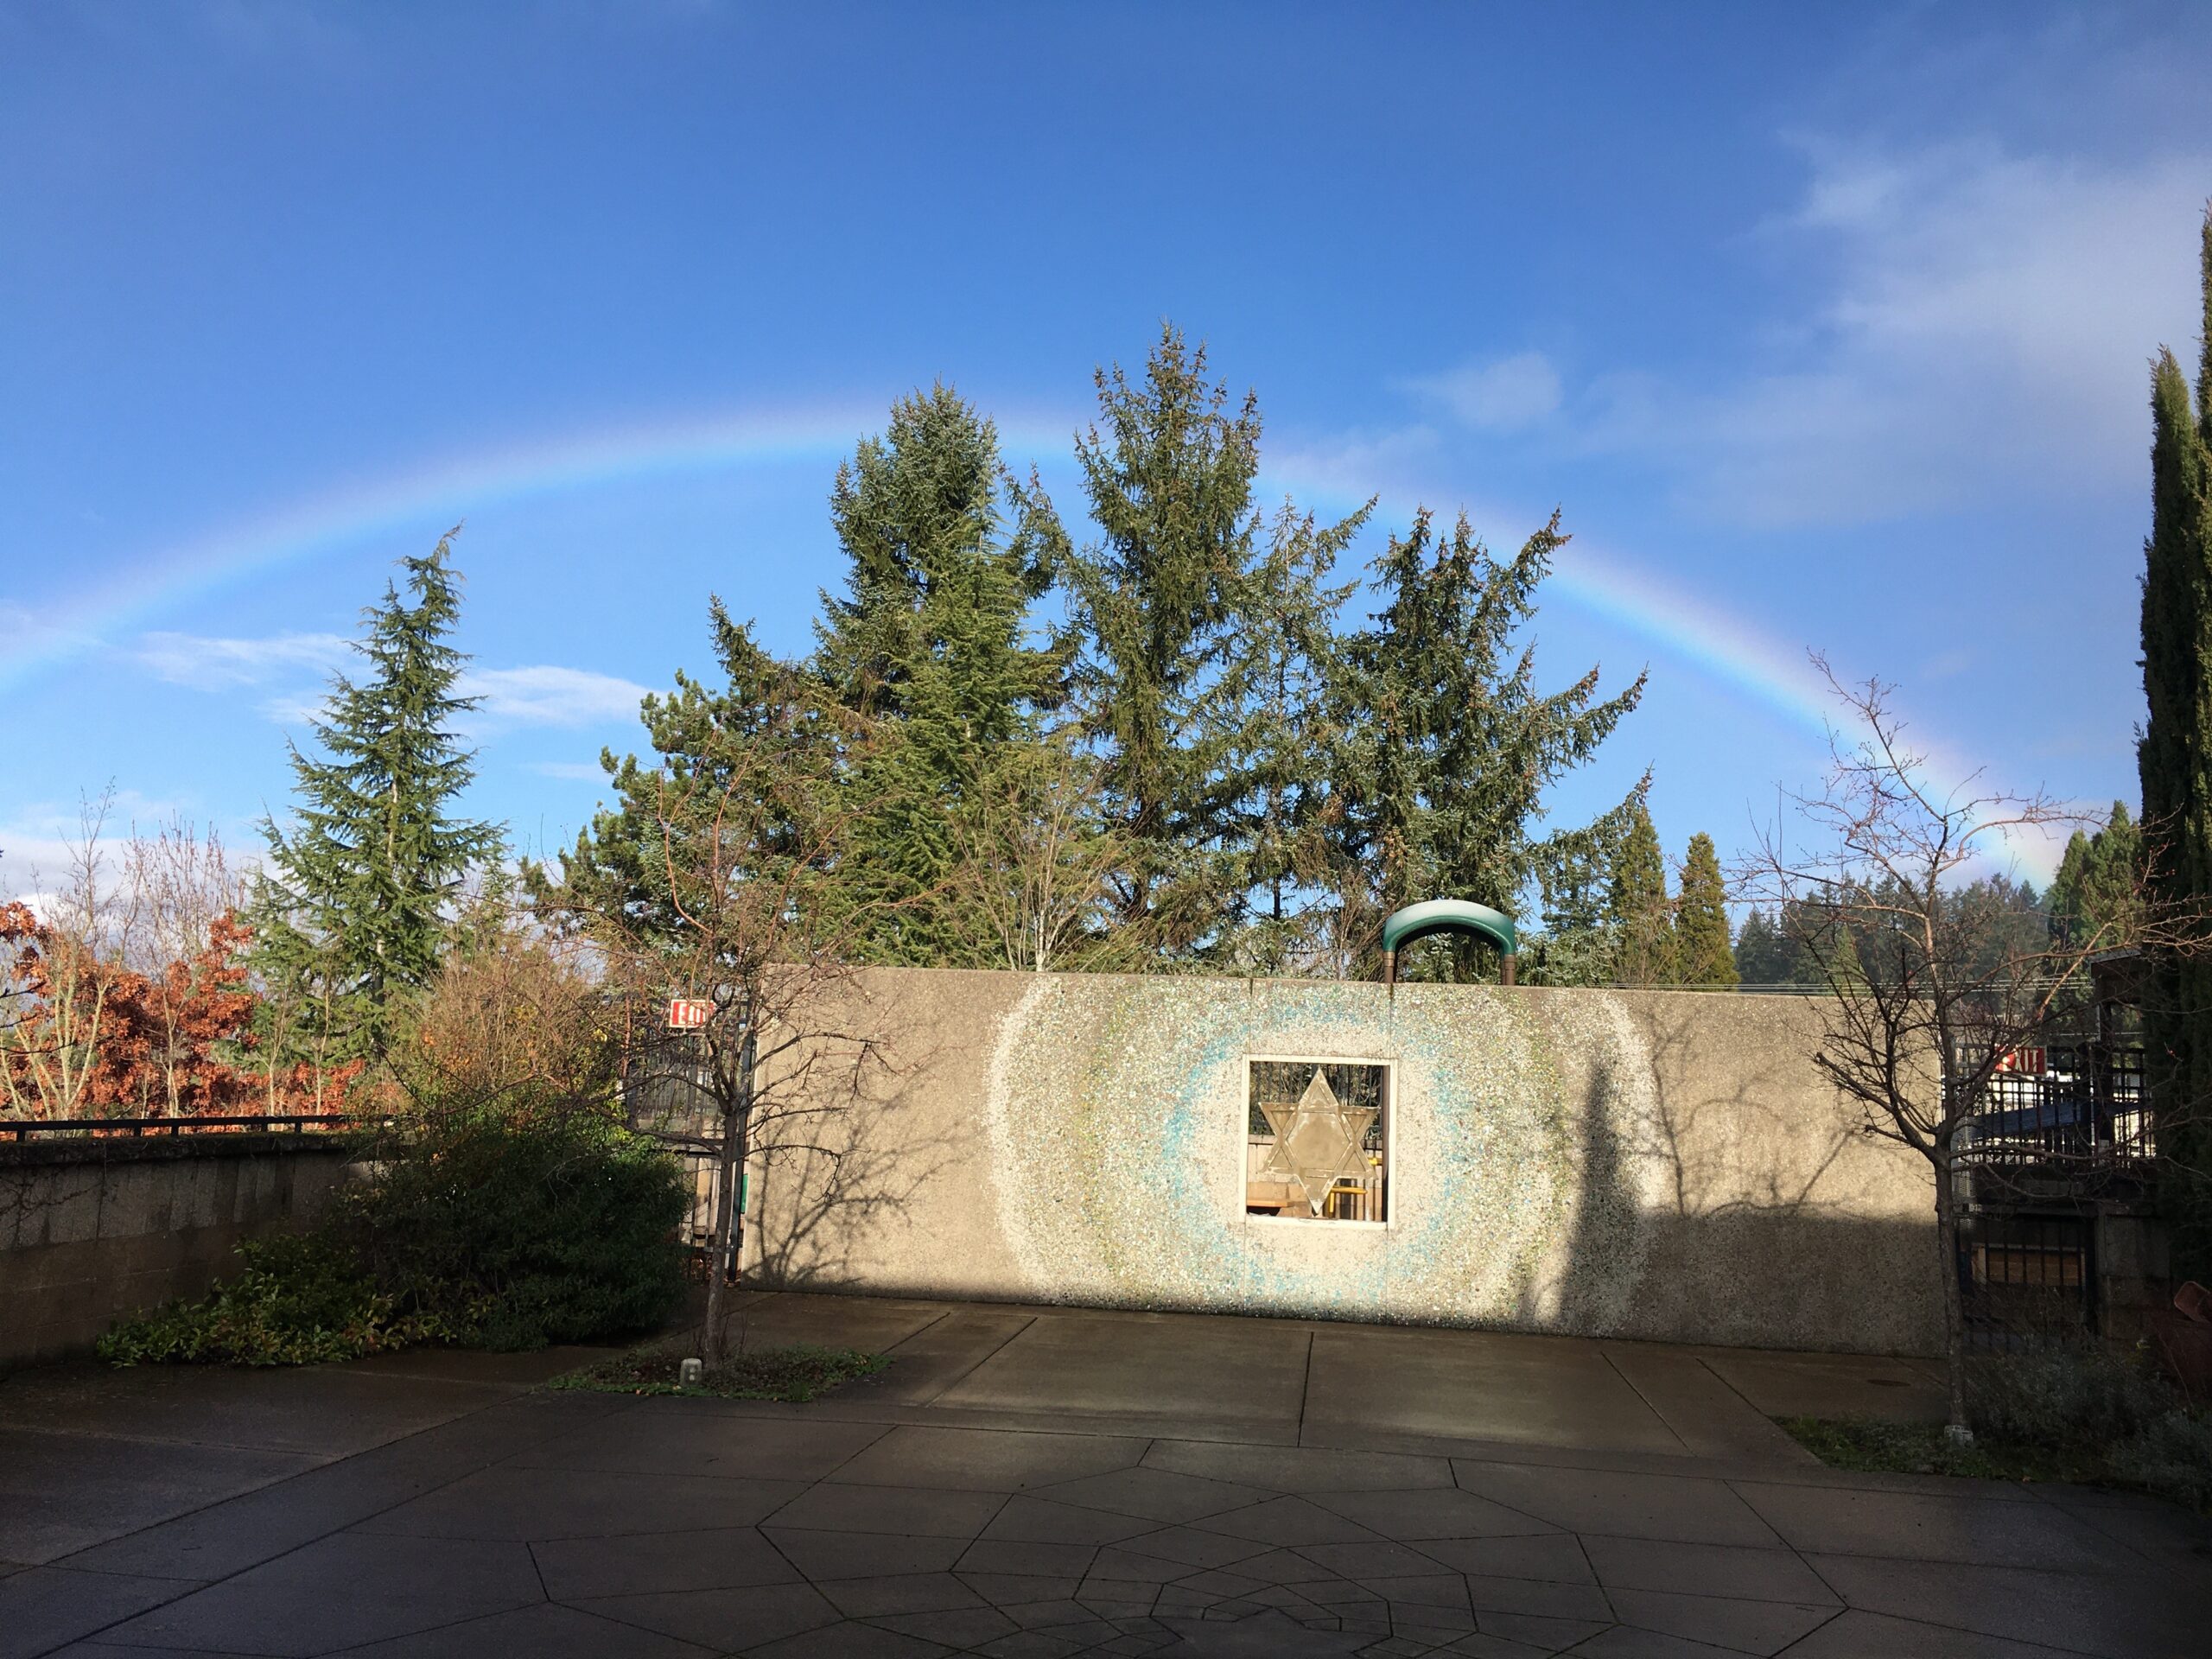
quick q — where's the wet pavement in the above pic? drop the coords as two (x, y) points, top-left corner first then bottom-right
(1, 1291), (2205, 1656)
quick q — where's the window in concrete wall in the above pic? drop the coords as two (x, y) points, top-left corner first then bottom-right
(1246, 1059), (1389, 1223)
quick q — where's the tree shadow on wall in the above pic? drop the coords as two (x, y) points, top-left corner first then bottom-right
(744, 991), (966, 1294)
(1517, 997), (1939, 1354)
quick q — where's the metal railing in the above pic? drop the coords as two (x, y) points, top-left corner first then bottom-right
(1961, 1045), (2153, 1172)
(0, 1114), (353, 1144)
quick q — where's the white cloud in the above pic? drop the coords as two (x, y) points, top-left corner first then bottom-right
(136, 630), (350, 689)
(125, 631), (651, 733)
(1395, 352), (1564, 433)
(1586, 140), (2211, 526)
(460, 665), (652, 728)
(0, 790), (207, 907)
(0, 602), (106, 673)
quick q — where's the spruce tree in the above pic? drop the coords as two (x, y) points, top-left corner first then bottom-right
(1056, 325), (1267, 955)
(1335, 508), (1647, 981)
(1673, 832), (1737, 988)
(1226, 497), (1369, 973)
(252, 534), (500, 1068)
(812, 386), (1065, 962)
(2139, 207), (2212, 1272)
(1609, 797), (1675, 986)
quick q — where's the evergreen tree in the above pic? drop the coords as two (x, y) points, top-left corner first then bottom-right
(2138, 208), (2212, 1274)
(1055, 325), (1267, 955)
(812, 386), (1065, 962)
(1524, 842), (1618, 988)
(252, 534), (500, 1068)
(1732, 906), (1794, 986)
(552, 604), (849, 954)
(1609, 796), (1675, 985)
(1673, 832), (1736, 988)
(1335, 508), (1647, 981)
(2047, 802), (2142, 952)
(1226, 497), (1369, 973)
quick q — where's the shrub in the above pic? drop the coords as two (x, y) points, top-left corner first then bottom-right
(1968, 1342), (2174, 1447)
(338, 1106), (690, 1351)
(2109, 1410), (2212, 1510)
(100, 1103), (689, 1365)
(98, 1234), (460, 1366)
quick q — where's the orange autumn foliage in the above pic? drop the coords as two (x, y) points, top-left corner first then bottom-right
(0, 903), (351, 1120)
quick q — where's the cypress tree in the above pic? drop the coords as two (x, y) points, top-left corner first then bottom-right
(812, 385), (1065, 962)
(1673, 832), (1737, 988)
(1057, 325), (1266, 955)
(1335, 508), (1647, 981)
(252, 533), (500, 1067)
(2139, 207), (2212, 1272)
(1609, 797), (1675, 986)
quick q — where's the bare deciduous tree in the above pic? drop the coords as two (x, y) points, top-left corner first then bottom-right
(1740, 658), (2208, 1434)
(535, 627), (913, 1363)
(951, 739), (1141, 973)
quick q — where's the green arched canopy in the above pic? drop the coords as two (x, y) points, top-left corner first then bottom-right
(1381, 899), (1519, 986)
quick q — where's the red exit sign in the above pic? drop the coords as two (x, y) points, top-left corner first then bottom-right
(666, 997), (713, 1031)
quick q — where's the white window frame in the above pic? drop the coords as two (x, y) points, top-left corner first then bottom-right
(1240, 1054), (1395, 1231)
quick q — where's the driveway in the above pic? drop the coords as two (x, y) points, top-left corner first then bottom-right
(1, 1292), (2204, 1656)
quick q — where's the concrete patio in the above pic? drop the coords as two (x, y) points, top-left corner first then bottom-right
(2, 1291), (2206, 1656)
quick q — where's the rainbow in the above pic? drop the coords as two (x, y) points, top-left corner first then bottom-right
(1, 404), (1956, 787)
(1, 406), (930, 693)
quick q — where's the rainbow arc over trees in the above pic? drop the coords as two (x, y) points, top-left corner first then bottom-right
(3, 405), (1884, 754)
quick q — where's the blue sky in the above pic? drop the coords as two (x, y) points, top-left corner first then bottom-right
(4, 2), (2209, 900)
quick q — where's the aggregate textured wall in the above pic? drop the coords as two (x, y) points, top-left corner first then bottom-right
(0, 1137), (354, 1370)
(748, 969), (1942, 1356)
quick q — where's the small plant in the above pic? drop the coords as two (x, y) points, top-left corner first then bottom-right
(556, 1344), (889, 1403)
(2108, 1409), (2212, 1510)
(1968, 1342), (2173, 1447)
(1781, 1341), (2212, 1511)
(97, 1235), (461, 1367)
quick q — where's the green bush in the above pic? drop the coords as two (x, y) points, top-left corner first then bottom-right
(97, 1235), (460, 1367)
(1968, 1342), (2174, 1447)
(101, 1106), (689, 1365)
(2109, 1409), (2212, 1510)
(340, 1109), (689, 1351)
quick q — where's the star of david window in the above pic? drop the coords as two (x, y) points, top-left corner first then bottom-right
(1246, 1059), (1389, 1224)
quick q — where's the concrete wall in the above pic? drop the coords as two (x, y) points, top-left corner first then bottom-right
(746, 969), (1943, 1356)
(0, 1136), (354, 1370)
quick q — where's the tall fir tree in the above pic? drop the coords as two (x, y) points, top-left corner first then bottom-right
(251, 534), (500, 1069)
(2138, 207), (2212, 1273)
(1609, 796), (1675, 986)
(1672, 832), (1737, 988)
(1226, 496), (1369, 973)
(1054, 325), (1267, 955)
(812, 385), (1065, 962)
(1335, 508), (1647, 981)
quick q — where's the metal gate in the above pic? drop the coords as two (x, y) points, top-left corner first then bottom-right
(1958, 1211), (2095, 1349)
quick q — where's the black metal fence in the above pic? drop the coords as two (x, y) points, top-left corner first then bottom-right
(1961, 1044), (2152, 1173)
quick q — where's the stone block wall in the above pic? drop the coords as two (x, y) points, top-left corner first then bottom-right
(0, 1136), (355, 1370)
